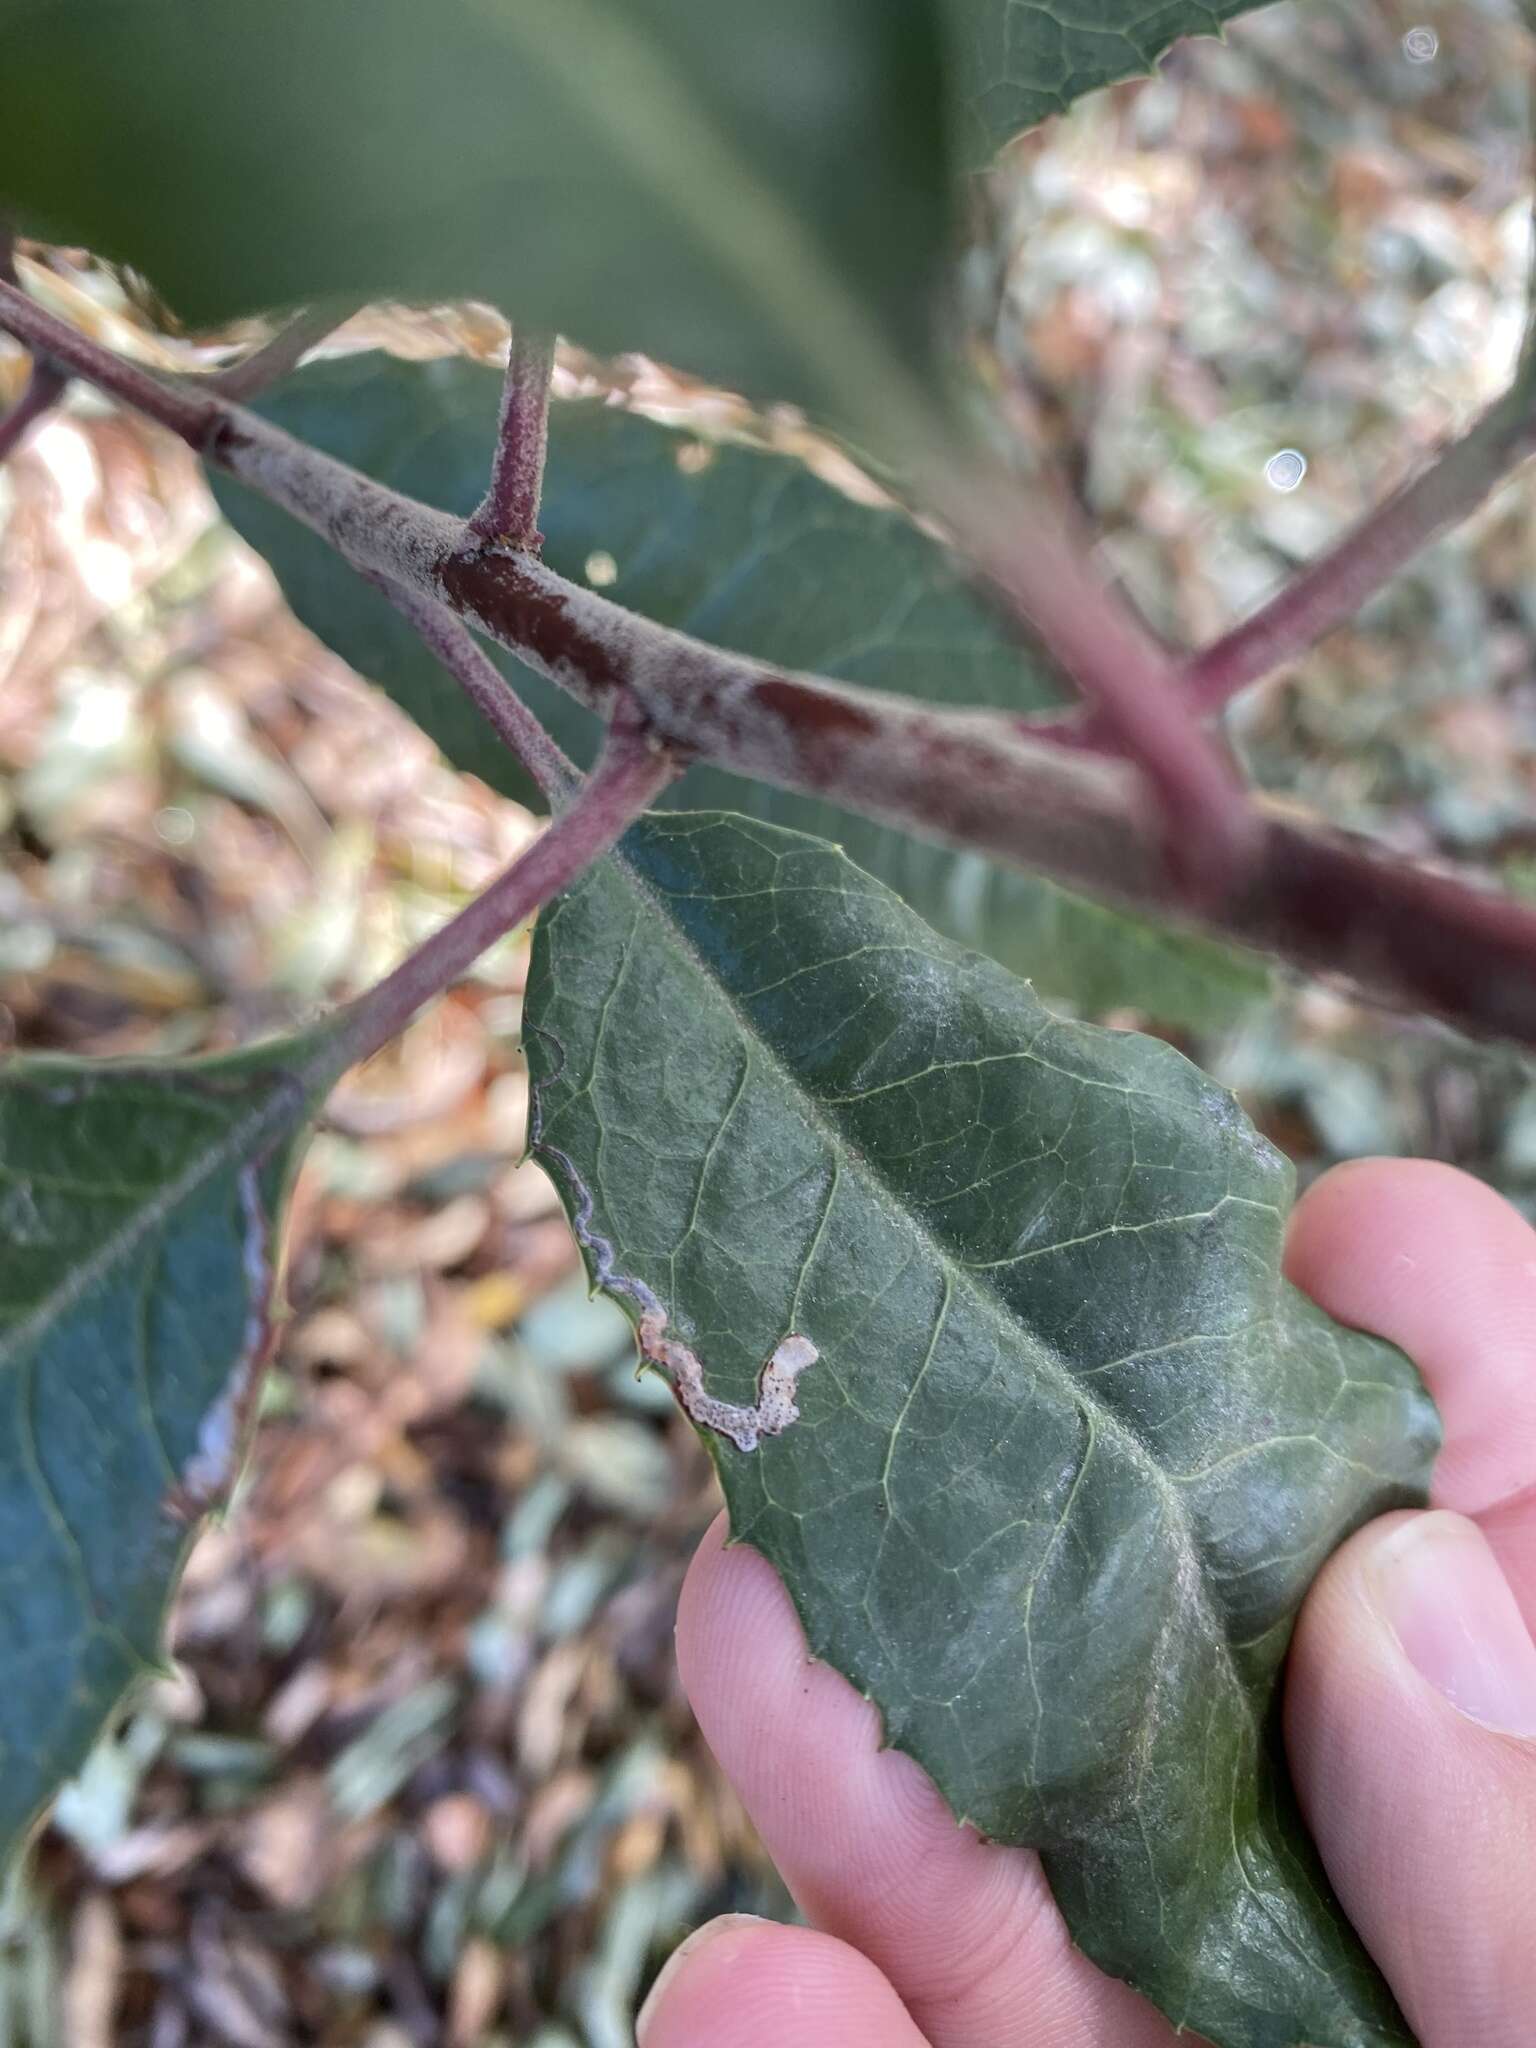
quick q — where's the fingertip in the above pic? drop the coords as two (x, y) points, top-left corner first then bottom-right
(677, 1511), (784, 1660)
(674, 1516), (1173, 2046)
(1287, 1156), (1514, 1273)
(1285, 1157), (1498, 1307)
(636, 1916), (928, 2048)
(676, 1516), (765, 1714)
(1285, 1156), (1534, 1318)
(1305, 1508), (1536, 1738)
(1285, 1157), (1536, 1522)
(1286, 1508), (1536, 2039)
(637, 1915), (766, 2043)
(676, 1511), (885, 1767)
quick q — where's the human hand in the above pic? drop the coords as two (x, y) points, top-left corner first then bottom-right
(637, 1161), (1536, 2048)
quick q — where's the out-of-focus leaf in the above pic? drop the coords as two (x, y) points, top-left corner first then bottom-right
(556, 1417), (675, 1519)
(525, 810), (1437, 2048)
(0, 0), (950, 414)
(213, 354), (1266, 1025)
(518, 1275), (635, 1375)
(0, 1041), (320, 1869)
(945, 0), (1271, 165)
(327, 1681), (458, 1823)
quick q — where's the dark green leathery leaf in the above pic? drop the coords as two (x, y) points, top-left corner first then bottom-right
(0, 1041), (319, 1868)
(525, 811), (1437, 2048)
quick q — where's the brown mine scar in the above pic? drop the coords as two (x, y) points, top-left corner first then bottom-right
(638, 1310), (818, 1453)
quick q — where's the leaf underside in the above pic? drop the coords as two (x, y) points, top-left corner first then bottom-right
(525, 812), (1437, 2048)
(0, 1046), (315, 1868)
(213, 353), (1267, 1026)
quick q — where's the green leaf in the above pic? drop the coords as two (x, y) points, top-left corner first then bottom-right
(525, 811), (1437, 2048)
(212, 354), (1265, 1026)
(946, 0), (1272, 165)
(0, 0), (950, 414)
(0, 1041), (318, 1868)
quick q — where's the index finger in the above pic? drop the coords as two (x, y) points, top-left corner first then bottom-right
(1285, 1157), (1536, 1623)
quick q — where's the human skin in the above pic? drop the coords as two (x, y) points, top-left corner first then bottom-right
(637, 1160), (1536, 2048)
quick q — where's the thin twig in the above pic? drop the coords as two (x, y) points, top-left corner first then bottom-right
(1183, 393), (1536, 714)
(366, 574), (578, 805)
(0, 360), (66, 461)
(204, 298), (364, 402)
(469, 328), (556, 547)
(0, 239), (67, 459)
(921, 466), (1257, 895)
(0, 280), (223, 446)
(1013, 383), (1536, 746)
(324, 701), (675, 1078)
(13, 279), (1536, 1044)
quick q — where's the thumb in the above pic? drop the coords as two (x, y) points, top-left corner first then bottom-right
(1285, 1510), (1536, 2048)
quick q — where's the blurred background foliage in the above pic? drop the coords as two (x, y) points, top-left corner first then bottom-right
(2, 1), (1535, 2041)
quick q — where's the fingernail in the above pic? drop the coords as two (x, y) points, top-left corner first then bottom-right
(636, 1914), (766, 2043)
(1372, 1511), (1536, 1737)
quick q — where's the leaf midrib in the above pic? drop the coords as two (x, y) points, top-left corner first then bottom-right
(592, 832), (1365, 2029)
(540, 825), (1270, 1730)
(0, 1064), (302, 1373)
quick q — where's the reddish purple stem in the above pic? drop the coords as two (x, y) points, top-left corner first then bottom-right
(920, 465), (1257, 897)
(1184, 398), (1536, 712)
(365, 574), (578, 805)
(11, 277), (1536, 1048)
(470, 328), (556, 548)
(328, 703), (674, 1074)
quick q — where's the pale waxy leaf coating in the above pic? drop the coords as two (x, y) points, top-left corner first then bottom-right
(525, 813), (1437, 2048)
(0, 1047), (315, 1868)
(214, 353), (1266, 1026)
